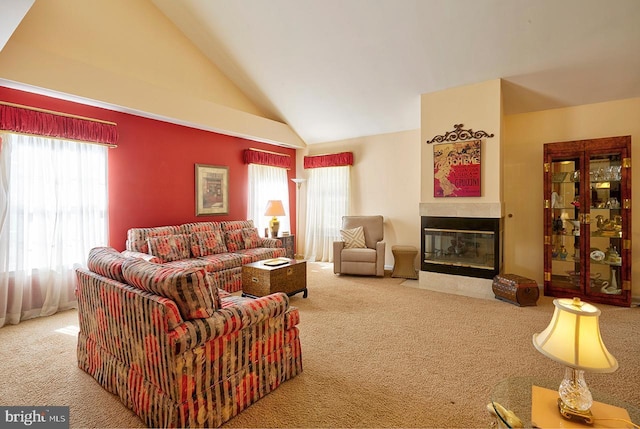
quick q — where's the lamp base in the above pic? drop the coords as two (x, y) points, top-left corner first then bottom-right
(269, 217), (280, 238)
(557, 398), (594, 425)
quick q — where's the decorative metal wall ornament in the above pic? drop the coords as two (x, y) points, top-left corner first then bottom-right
(425, 123), (494, 144)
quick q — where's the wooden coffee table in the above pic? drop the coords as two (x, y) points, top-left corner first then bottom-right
(242, 258), (308, 298)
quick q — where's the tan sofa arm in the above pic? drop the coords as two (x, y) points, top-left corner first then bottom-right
(376, 241), (386, 277)
(333, 241), (345, 273)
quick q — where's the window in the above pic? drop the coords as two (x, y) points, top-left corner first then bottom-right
(247, 164), (290, 235)
(0, 133), (108, 327)
(303, 166), (350, 261)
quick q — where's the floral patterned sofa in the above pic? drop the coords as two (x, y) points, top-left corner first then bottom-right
(125, 220), (286, 293)
(76, 247), (303, 428)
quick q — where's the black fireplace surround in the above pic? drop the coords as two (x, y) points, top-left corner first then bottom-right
(421, 216), (502, 279)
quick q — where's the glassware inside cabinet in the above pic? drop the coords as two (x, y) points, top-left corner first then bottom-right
(544, 135), (630, 306)
(549, 159), (580, 291)
(588, 154), (623, 296)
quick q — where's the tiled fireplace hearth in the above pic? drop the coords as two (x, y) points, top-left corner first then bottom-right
(418, 202), (503, 299)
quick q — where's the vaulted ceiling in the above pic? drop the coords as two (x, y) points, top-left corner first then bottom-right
(2, 1), (640, 146)
(151, 0), (640, 144)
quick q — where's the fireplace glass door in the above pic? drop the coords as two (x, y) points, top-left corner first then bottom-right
(421, 217), (501, 279)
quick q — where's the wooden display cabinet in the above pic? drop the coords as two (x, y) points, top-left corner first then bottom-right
(543, 136), (631, 307)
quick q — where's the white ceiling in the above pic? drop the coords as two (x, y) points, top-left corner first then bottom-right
(55, 1), (640, 145)
(0, 0), (34, 51)
(151, 0), (640, 145)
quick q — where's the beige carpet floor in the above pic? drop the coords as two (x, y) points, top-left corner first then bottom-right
(0, 262), (638, 428)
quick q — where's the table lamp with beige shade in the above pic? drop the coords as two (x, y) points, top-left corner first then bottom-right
(264, 200), (286, 238)
(532, 297), (618, 424)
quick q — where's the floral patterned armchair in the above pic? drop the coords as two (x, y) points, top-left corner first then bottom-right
(76, 247), (302, 427)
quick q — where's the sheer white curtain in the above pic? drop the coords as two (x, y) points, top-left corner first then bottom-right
(0, 133), (108, 327)
(247, 164), (290, 236)
(304, 166), (350, 262)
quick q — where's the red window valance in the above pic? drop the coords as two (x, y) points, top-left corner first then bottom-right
(243, 148), (291, 169)
(0, 102), (118, 146)
(304, 152), (353, 168)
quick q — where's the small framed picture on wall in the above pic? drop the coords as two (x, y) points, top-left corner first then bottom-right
(195, 164), (229, 215)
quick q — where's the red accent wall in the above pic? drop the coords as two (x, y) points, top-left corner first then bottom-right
(0, 86), (298, 251)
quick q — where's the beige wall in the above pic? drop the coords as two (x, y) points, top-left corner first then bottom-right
(0, 0), (304, 148)
(504, 97), (640, 297)
(296, 129), (421, 268)
(421, 79), (503, 204)
(419, 79), (639, 299)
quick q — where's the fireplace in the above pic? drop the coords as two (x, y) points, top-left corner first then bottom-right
(421, 216), (503, 279)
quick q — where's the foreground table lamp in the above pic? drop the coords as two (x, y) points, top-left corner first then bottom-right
(532, 297), (618, 424)
(264, 200), (286, 238)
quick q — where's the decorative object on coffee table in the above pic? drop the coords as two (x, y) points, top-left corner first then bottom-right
(492, 273), (539, 306)
(242, 258), (307, 298)
(391, 245), (418, 279)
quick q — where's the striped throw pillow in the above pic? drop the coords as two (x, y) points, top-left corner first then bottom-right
(242, 228), (262, 249)
(122, 258), (220, 320)
(340, 226), (366, 249)
(147, 234), (190, 262)
(191, 230), (227, 257)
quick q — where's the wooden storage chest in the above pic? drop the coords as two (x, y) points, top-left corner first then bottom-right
(492, 273), (539, 306)
(242, 259), (307, 298)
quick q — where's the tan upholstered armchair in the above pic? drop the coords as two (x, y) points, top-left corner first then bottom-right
(333, 215), (385, 277)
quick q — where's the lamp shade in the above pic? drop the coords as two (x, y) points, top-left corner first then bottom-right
(264, 200), (286, 217)
(533, 298), (618, 373)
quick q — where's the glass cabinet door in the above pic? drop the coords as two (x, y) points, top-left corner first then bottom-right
(585, 152), (627, 299)
(548, 157), (581, 292)
(544, 136), (631, 307)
